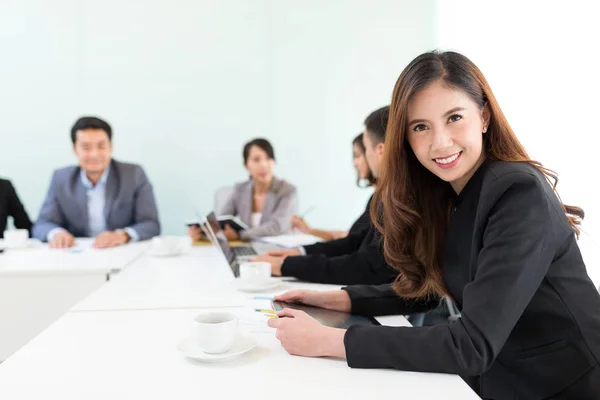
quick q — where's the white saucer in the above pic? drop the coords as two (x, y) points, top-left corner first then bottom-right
(148, 249), (183, 257)
(233, 277), (282, 292)
(0, 239), (40, 250)
(177, 333), (256, 363)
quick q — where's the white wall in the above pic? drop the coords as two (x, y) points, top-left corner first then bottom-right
(434, 0), (600, 285)
(0, 0), (436, 236)
(267, 0), (437, 229)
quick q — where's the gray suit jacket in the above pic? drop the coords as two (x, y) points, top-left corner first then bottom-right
(219, 177), (297, 241)
(32, 159), (160, 241)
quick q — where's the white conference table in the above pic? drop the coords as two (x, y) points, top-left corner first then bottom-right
(0, 240), (151, 360)
(0, 237), (480, 399)
(72, 245), (350, 312)
(0, 308), (479, 399)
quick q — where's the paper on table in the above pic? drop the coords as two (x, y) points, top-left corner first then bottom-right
(0, 241), (151, 275)
(256, 233), (323, 249)
(71, 238), (95, 251)
(239, 298), (276, 333)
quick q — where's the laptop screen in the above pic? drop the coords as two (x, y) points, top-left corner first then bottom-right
(205, 212), (236, 266)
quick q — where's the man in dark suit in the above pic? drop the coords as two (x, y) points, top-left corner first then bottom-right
(0, 179), (32, 238)
(32, 116), (160, 248)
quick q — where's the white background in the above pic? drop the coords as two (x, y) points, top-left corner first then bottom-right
(1, 0), (597, 284)
(0, 0), (435, 234)
(434, 0), (600, 284)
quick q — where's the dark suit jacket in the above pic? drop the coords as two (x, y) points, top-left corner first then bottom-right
(32, 159), (160, 241)
(281, 195), (396, 285)
(342, 160), (600, 399)
(0, 179), (32, 238)
(302, 195), (373, 258)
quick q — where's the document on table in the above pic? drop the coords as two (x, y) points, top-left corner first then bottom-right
(256, 233), (323, 248)
(0, 240), (151, 275)
(239, 297), (277, 333)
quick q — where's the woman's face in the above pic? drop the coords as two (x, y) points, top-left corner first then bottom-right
(352, 143), (370, 180)
(245, 145), (275, 185)
(406, 80), (490, 193)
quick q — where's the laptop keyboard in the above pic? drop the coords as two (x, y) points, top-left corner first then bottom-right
(233, 246), (257, 257)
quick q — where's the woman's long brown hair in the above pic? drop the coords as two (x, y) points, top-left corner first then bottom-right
(371, 51), (584, 299)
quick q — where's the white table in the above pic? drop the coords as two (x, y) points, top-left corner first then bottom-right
(72, 246), (353, 312)
(0, 308), (479, 399)
(0, 241), (150, 360)
(0, 239), (480, 398)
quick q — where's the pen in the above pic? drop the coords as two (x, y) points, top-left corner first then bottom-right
(298, 205), (316, 219)
(255, 308), (276, 314)
(252, 296), (274, 300)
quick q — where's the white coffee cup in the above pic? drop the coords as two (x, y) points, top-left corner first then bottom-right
(239, 261), (271, 284)
(151, 236), (191, 256)
(193, 312), (238, 354)
(3, 229), (29, 248)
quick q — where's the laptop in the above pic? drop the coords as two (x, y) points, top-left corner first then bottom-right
(205, 212), (258, 258)
(203, 212), (258, 277)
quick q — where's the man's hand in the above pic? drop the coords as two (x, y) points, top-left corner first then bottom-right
(93, 230), (130, 249)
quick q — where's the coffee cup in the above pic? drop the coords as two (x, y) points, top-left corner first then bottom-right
(3, 229), (29, 248)
(151, 236), (191, 256)
(193, 312), (238, 354)
(239, 261), (271, 284)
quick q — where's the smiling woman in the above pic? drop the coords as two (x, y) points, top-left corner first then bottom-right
(267, 51), (600, 400)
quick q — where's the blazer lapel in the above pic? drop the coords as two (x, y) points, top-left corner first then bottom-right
(103, 161), (119, 224)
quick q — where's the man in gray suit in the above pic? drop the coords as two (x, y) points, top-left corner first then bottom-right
(32, 117), (160, 248)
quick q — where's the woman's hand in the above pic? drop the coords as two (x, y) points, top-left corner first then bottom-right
(274, 290), (352, 312)
(290, 215), (311, 233)
(224, 224), (240, 241)
(252, 249), (301, 276)
(264, 249), (301, 257)
(330, 230), (349, 240)
(268, 308), (347, 358)
(251, 253), (286, 276)
(187, 225), (205, 241)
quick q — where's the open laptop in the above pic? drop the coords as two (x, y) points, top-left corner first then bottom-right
(203, 212), (258, 277)
(205, 212), (259, 258)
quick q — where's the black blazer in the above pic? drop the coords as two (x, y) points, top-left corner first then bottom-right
(281, 195), (396, 285)
(0, 179), (32, 238)
(342, 161), (600, 399)
(302, 195), (373, 258)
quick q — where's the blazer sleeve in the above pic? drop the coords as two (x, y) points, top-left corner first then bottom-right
(281, 232), (397, 285)
(239, 186), (297, 240)
(348, 195), (372, 235)
(126, 167), (160, 240)
(344, 173), (557, 376)
(342, 284), (439, 316)
(32, 172), (66, 241)
(303, 197), (372, 256)
(303, 228), (369, 257)
(6, 181), (33, 233)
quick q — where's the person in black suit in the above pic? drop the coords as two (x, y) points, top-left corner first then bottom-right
(253, 106), (397, 285)
(267, 51), (600, 399)
(0, 179), (33, 238)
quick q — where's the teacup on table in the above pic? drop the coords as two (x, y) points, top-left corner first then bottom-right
(239, 261), (271, 285)
(193, 312), (238, 354)
(3, 229), (30, 248)
(151, 236), (191, 256)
